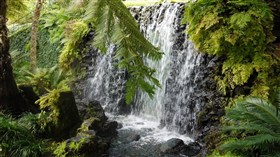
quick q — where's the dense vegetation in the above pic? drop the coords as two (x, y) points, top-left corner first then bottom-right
(0, 0), (279, 156)
(183, 0), (279, 98)
(183, 0), (280, 156)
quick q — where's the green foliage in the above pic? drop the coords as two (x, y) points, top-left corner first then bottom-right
(59, 20), (90, 70)
(85, 0), (162, 104)
(53, 139), (87, 157)
(183, 0), (278, 98)
(270, 88), (280, 116)
(9, 24), (60, 68)
(42, 3), (90, 72)
(18, 113), (46, 135)
(52, 119), (95, 157)
(221, 97), (280, 156)
(0, 114), (44, 157)
(10, 50), (30, 83)
(36, 88), (68, 128)
(37, 28), (61, 67)
(9, 25), (31, 53)
(41, 0), (162, 104)
(208, 150), (241, 157)
(53, 142), (68, 157)
(7, 0), (27, 21)
(16, 65), (69, 95)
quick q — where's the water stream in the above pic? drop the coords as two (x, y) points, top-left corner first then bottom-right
(83, 3), (206, 157)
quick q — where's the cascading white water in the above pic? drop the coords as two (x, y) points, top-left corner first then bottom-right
(84, 2), (206, 147)
(80, 3), (212, 156)
(132, 4), (181, 121)
(86, 45), (127, 114)
(132, 3), (202, 134)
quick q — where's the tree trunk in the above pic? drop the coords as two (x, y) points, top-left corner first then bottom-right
(30, 0), (43, 71)
(0, 0), (27, 114)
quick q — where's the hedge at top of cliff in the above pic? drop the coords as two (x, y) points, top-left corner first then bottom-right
(9, 25), (60, 68)
(183, 0), (280, 99)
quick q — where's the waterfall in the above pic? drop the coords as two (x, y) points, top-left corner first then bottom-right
(85, 44), (127, 114)
(132, 3), (203, 134)
(82, 3), (207, 138)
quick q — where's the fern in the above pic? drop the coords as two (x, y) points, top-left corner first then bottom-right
(85, 0), (162, 104)
(183, 0), (278, 97)
(221, 97), (280, 156)
(59, 20), (89, 70)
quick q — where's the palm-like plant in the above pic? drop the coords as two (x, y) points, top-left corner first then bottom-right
(221, 96), (280, 156)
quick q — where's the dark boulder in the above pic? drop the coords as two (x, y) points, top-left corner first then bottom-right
(160, 138), (185, 153)
(46, 91), (82, 140)
(160, 138), (202, 156)
(122, 132), (141, 143)
(18, 85), (40, 113)
(64, 130), (110, 157)
(78, 100), (108, 122)
(117, 98), (131, 115)
(97, 121), (118, 138)
(79, 118), (118, 138)
(180, 141), (202, 157)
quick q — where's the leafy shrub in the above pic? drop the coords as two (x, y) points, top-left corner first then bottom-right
(18, 113), (46, 136)
(0, 114), (44, 157)
(36, 88), (66, 129)
(221, 97), (280, 156)
(183, 0), (279, 98)
(18, 65), (69, 95)
(52, 138), (88, 157)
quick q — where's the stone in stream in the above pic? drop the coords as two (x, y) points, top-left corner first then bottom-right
(160, 138), (185, 153)
(160, 138), (202, 156)
(78, 100), (108, 122)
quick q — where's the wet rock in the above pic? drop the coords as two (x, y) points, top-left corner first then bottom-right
(97, 121), (118, 137)
(160, 138), (184, 153)
(117, 98), (131, 115)
(160, 139), (201, 157)
(117, 123), (123, 129)
(78, 100), (108, 122)
(64, 130), (110, 157)
(180, 141), (202, 156)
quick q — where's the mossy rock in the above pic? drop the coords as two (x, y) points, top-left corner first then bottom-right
(46, 91), (82, 140)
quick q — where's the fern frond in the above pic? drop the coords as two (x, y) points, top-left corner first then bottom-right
(86, 0), (162, 103)
(222, 97), (280, 156)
